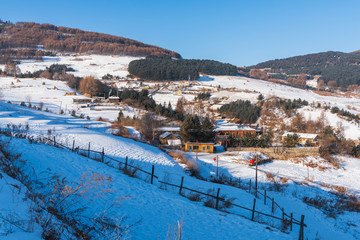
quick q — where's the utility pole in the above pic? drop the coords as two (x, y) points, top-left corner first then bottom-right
(214, 156), (219, 179)
(217, 155), (219, 180)
(306, 164), (309, 179)
(255, 154), (258, 195)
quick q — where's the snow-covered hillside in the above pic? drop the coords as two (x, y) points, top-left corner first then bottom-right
(0, 101), (359, 239)
(0, 102), (294, 239)
(199, 75), (360, 115)
(0, 55), (142, 79)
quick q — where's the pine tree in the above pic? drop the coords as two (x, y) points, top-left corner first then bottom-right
(200, 117), (215, 142)
(180, 115), (201, 142)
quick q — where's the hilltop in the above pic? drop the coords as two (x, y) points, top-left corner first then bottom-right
(0, 20), (180, 64)
(250, 51), (360, 88)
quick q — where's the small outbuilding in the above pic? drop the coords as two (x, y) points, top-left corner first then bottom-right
(282, 132), (319, 146)
(159, 132), (181, 146)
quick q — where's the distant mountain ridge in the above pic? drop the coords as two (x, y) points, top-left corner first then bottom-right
(250, 51), (360, 88)
(0, 21), (181, 60)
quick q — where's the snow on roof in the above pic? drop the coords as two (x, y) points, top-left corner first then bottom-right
(156, 126), (180, 132)
(214, 124), (256, 132)
(159, 132), (172, 139)
(282, 132), (319, 139)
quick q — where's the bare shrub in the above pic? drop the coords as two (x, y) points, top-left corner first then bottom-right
(166, 218), (184, 240)
(203, 196), (216, 208)
(281, 177), (288, 184)
(168, 151), (199, 177)
(265, 172), (287, 192)
(281, 219), (292, 233)
(123, 166), (138, 178)
(187, 192), (201, 202)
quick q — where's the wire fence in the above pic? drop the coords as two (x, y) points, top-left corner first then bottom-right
(0, 127), (307, 239)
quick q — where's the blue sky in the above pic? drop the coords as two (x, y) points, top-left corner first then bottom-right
(1, 0), (359, 66)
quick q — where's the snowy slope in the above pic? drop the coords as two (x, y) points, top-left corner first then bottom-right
(1, 135), (291, 240)
(186, 151), (360, 239)
(0, 77), (135, 122)
(0, 171), (43, 240)
(0, 55), (142, 79)
(0, 101), (358, 239)
(199, 75), (360, 115)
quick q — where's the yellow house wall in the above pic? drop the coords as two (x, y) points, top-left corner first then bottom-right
(185, 143), (214, 153)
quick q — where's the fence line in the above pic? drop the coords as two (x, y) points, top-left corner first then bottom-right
(0, 129), (307, 238)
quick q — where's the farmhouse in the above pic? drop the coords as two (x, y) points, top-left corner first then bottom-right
(72, 97), (92, 104)
(159, 132), (181, 146)
(215, 124), (258, 137)
(282, 132), (319, 146)
(185, 142), (214, 153)
(107, 96), (119, 103)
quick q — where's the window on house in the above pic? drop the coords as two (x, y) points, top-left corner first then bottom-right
(193, 146), (199, 150)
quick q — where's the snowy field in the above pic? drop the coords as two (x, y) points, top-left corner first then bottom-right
(0, 55), (142, 79)
(0, 55), (359, 239)
(198, 75), (360, 115)
(0, 102), (359, 239)
(0, 76), (139, 122)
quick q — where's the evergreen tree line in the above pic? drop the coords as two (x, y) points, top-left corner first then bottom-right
(180, 115), (215, 142)
(218, 100), (261, 123)
(251, 51), (360, 88)
(195, 92), (211, 100)
(128, 55), (238, 81)
(279, 98), (308, 111)
(330, 107), (360, 123)
(118, 89), (184, 121)
(230, 132), (272, 148)
(17, 64), (75, 78)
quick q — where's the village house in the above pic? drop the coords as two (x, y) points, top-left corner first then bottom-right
(185, 142), (214, 153)
(107, 96), (119, 103)
(72, 97), (92, 104)
(282, 132), (319, 146)
(159, 132), (182, 146)
(215, 123), (258, 137)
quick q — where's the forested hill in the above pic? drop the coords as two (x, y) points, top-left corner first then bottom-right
(0, 21), (180, 59)
(128, 56), (238, 81)
(250, 51), (360, 88)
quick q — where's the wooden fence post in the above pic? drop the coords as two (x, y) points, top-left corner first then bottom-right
(88, 142), (90, 157)
(264, 190), (267, 205)
(215, 188), (221, 210)
(299, 215), (305, 240)
(251, 198), (256, 221)
(101, 148), (104, 162)
(151, 165), (155, 184)
(238, 177), (241, 188)
(290, 213), (293, 231)
(72, 140), (75, 152)
(179, 176), (184, 195)
(53, 136), (56, 146)
(282, 208), (285, 220)
(249, 179), (251, 193)
(125, 156), (128, 170)
(271, 198), (274, 213)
